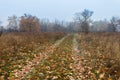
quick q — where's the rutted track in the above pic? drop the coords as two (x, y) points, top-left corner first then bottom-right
(11, 35), (67, 80)
(11, 34), (87, 80)
(10, 33), (120, 80)
(71, 34), (86, 80)
(23, 34), (78, 80)
(73, 34), (80, 54)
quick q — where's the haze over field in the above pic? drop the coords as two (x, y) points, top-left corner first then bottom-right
(1, 1), (120, 80)
(0, 0), (120, 25)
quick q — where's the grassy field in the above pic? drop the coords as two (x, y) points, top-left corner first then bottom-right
(0, 32), (120, 80)
(77, 33), (120, 80)
(0, 32), (65, 80)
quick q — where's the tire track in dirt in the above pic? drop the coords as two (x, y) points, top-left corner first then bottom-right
(23, 34), (75, 80)
(73, 34), (80, 54)
(11, 35), (68, 80)
(71, 34), (85, 80)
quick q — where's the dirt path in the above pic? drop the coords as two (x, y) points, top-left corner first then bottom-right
(11, 35), (68, 80)
(11, 34), (86, 80)
(70, 34), (85, 80)
(22, 34), (75, 80)
(11, 33), (120, 80)
(73, 34), (80, 54)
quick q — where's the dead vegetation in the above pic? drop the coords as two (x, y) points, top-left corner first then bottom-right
(0, 32), (65, 80)
(78, 33), (120, 80)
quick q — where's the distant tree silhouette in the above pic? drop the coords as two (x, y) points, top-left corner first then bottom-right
(0, 26), (3, 37)
(7, 15), (18, 32)
(109, 16), (119, 32)
(75, 9), (93, 33)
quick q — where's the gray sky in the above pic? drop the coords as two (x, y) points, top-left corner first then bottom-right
(0, 0), (120, 25)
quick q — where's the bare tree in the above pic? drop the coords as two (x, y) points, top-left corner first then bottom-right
(74, 9), (93, 33)
(109, 16), (119, 32)
(40, 18), (49, 32)
(92, 20), (109, 32)
(7, 15), (18, 32)
(0, 21), (3, 36)
(67, 22), (75, 32)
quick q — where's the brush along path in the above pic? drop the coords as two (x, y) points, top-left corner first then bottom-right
(23, 34), (78, 80)
(11, 35), (67, 80)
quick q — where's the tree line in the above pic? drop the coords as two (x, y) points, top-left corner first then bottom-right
(0, 9), (120, 34)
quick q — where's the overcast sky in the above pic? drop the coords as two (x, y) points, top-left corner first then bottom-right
(0, 0), (120, 25)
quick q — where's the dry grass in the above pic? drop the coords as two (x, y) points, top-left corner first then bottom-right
(1, 32), (120, 80)
(0, 32), (65, 80)
(78, 33), (120, 80)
